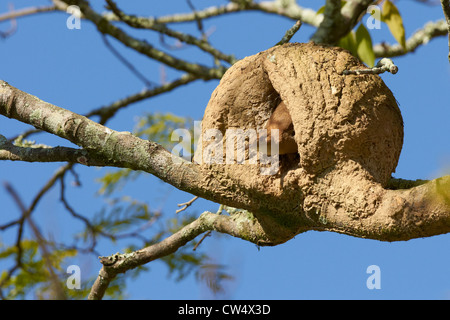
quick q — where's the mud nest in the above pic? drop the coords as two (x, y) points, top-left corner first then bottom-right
(194, 42), (403, 194)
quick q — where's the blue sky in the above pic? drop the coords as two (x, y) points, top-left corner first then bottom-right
(0, 1), (449, 299)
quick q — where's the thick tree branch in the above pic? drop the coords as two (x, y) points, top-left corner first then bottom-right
(89, 170), (450, 299)
(0, 80), (263, 213)
(310, 0), (344, 44)
(10, 72), (201, 143)
(340, 0), (374, 27)
(309, 170), (450, 241)
(311, 0), (373, 44)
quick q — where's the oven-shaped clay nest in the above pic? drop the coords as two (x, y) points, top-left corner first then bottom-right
(194, 42), (403, 194)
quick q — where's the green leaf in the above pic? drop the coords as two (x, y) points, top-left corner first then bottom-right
(0, 239), (82, 299)
(355, 23), (375, 67)
(134, 112), (192, 150)
(338, 24), (375, 67)
(381, 0), (406, 49)
(316, 5), (325, 15)
(96, 168), (135, 195)
(89, 196), (157, 235)
(366, 4), (382, 22)
(338, 31), (357, 57)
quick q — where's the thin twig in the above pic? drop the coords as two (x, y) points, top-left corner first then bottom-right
(88, 213), (208, 299)
(192, 231), (211, 251)
(101, 34), (155, 89)
(60, 173), (157, 248)
(186, 0), (206, 40)
(7, 129), (42, 143)
(87, 203), (271, 300)
(105, 0), (237, 65)
(69, 167), (82, 187)
(176, 196), (199, 213)
(2, 163), (73, 290)
(342, 58), (398, 75)
(0, 135), (90, 163)
(86, 73), (200, 124)
(152, 1), (321, 27)
(73, 0), (225, 78)
(440, 0), (450, 62)
(192, 205), (223, 251)
(373, 20), (448, 58)
(0, 3), (17, 38)
(3, 181), (68, 299)
(59, 175), (100, 253)
(0, 4), (56, 22)
(275, 20), (302, 46)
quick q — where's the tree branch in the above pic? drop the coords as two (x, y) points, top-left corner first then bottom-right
(0, 134), (100, 164)
(146, 1), (322, 27)
(0, 4), (56, 23)
(374, 19), (448, 58)
(105, 0), (237, 65)
(9, 72), (201, 143)
(309, 170), (450, 241)
(86, 73), (200, 124)
(100, 33), (155, 89)
(311, 0), (373, 44)
(56, 0), (226, 80)
(3, 182), (67, 299)
(87, 210), (269, 300)
(0, 163), (73, 296)
(310, 0), (344, 44)
(440, 0), (450, 61)
(2, 0), (448, 301)
(275, 20), (302, 46)
(1, 74), (449, 249)
(342, 57), (398, 75)
(0, 80), (264, 213)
